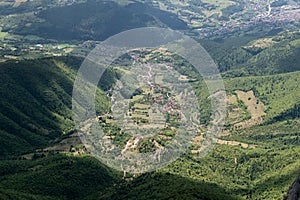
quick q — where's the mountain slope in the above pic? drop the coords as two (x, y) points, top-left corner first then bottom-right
(91, 172), (238, 200)
(0, 154), (121, 200)
(225, 70), (300, 122)
(6, 0), (188, 41)
(243, 36), (300, 75)
(201, 30), (300, 76)
(0, 32), (300, 199)
(0, 56), (110, 158)
(284, 173), (300, 200)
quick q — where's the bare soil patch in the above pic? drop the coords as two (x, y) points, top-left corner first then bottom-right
(234, 90), (266, 129)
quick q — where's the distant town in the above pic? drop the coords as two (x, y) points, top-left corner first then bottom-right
(196, 2), (300, 38)
(0, 0), (300, 61)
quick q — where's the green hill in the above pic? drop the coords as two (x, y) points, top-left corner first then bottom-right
(0, 30), (300, 198)
(0, 58), (74, 157)
(0, 53), (299, 199)
(2, 0), (187, 42)
(225, 71), (300, 122)
(1, 0), (300, 199)
(96, 172), (237, 200)
(201, 30), (300, 76)
(0, 57), (110, 158)
(0, 154), (121, 200)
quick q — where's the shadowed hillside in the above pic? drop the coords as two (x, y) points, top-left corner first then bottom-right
(12, 1), (188, 41)
(0, 154), (121, 200)
(284, 173), (300, 200)
(0, 57), (111, 158)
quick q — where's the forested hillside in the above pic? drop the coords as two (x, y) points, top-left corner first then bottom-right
(1, 0), (187, 41)
(0, 57), (112, 158)
(1, 0), (300, 199)
(0, 50), (300, 199)
(201, 30), (300, 76)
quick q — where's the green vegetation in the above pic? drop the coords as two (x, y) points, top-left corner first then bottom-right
(1, 1), (300, 197)
(102, 172), (238, 200)
(221, 4), (244, 20)
(225, 71), (300, 122)
(0, 44), (299, 198)
(236, 97), (252, 121)
(0, 56), (111, 158)
(1, 1), (187, 42)
(0, 154), (121, 200)
(202, 30), (300, 76)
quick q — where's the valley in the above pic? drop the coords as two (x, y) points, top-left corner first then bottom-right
(1, 50), (300, 199)
(0, 0), (300, 199)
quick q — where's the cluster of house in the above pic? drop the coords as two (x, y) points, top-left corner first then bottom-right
(197, 1), (300, 38)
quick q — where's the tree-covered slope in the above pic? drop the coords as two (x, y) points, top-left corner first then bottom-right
(243, 37), (300, 75)
(284, 173), (300, 200)
(0, 58), (74, 157)
(201, 30), (300, 76)
(0, 154), (121, 200)
(0, 31), (300, 198)
(3, 0), (187, 42)
(97, 172), (238, 200)
(0, 57), (111, 158)
(225, 71), (300, 122)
